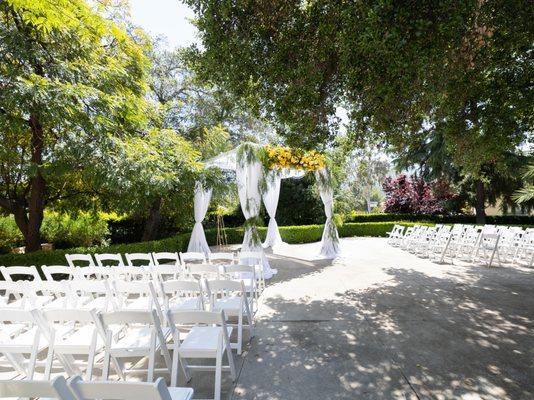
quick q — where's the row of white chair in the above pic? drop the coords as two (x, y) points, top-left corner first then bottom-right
(388, 223), (534, 267)
(65, 251), (254, 268)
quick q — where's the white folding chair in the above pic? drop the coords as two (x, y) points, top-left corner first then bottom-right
(158, 280), (205, 313)
(67, 375), (193, 400)
(208, 252), (236, 265)
(42, 265), (78, 281)
(95, 309), (172, 382)
(66, 254), (95, 268)
(222, 264), (258, 313)
(95, 253), (125, 267)
(0, 308), (47, 378)
(167, 310), (236, 400)
(473, 233), (502, 267)
(125, 253), (154, 267)
(179, 252), (206, 267)
(238, 251), (265, 293)
(34, 308), (103, 380)
(205, 280), (254, 355)
(0, 375), (76, 400)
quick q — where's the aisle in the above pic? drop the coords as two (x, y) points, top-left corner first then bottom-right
(230, 237), (534, 400)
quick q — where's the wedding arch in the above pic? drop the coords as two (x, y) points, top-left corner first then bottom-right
(186, 143), (340, 278)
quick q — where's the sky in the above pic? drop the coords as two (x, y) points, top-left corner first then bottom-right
(128, 0), (198, 49)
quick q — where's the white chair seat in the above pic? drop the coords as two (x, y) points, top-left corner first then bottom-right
(112, 327), (171, 354)
(168, 297), (200, 311)
(0, 298), (25, 309)
(54, 326), (104, 353)
(168, 386), (194, 400)
(123, 297), (152, 310)
(0, 327), (48, 352)
(179, 326), (232, 357)
(0, 322), (27, 337)
(78, 296), (108, 310)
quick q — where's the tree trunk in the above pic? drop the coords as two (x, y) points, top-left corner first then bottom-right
(25, 114), (45, 252)
(474, 179), (486, 225)
(142, 198), (162, 242)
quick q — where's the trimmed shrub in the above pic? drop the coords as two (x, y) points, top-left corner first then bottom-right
(345, 212), (534, 226)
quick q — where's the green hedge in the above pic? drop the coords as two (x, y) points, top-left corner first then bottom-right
(346, 212), (534, 225)
(0, 222), (430, 267)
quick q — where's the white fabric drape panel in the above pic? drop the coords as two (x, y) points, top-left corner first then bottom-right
(316, 169), (340, 258)
(262, 172), (283, 248)
(236, 157), (277, 278)
(187, 182), (212, 254)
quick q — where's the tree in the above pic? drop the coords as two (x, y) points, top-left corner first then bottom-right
(185, 0), (532, 223)
(0, 0), (149, 250)
(382, 174), (458, 215)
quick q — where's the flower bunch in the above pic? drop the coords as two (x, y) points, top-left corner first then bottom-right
(264, 145), (326, 171)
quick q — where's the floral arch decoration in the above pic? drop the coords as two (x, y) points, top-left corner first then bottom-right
(187, 143), (340, 279)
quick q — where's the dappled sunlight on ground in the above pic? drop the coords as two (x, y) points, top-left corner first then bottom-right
(233, 237), (534, 399)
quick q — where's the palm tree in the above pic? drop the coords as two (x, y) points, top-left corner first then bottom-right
(514, 164), (534, 204)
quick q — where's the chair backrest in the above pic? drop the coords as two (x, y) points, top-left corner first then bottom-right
(0, 280), (28, 306)
(209, 252), (235, 264)
(125, 253), (154, 267)
(94, 253), (125, 267)
(40, 308), (95, 324)
(222, 264), (256, 281)
(152, 252), (180, 266)
(0, 376), (75, 399)
(0, 265), (41, 281)
(179, 252), (206, 265)
(112, 266), (150, 281)
(97, 309), (158, 327)
(160, 279), (202, 295)
(187, 263), (220, 279)
(75, 266), (113, 280)
(0, 308), (35, 323)
(66, 253), (95, 268)
(42, 265), (77, 281)
(67, 376), (176, 400)
(167, 309), (225, 327)
(206, 279), (244, 295)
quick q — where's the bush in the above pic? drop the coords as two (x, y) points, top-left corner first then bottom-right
(345, 212), (534, 226)
(41, 212), (110, 248)
(0, 216), (24, 253)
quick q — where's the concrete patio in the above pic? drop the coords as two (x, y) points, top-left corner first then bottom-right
(228, 237), (534, 400)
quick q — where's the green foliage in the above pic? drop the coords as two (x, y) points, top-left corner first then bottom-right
(514, 164), (534, 205)
(0, 0), (151, 249)
(276, 175), (324, 226)
(0, 216), (24, 252)
(40, 212), (109, 249)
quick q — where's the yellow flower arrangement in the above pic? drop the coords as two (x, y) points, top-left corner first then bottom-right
(263, 145), (326, 172)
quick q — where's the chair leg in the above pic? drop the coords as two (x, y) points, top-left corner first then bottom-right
(214, 336), (223, 400)
(147, 331), (157, 382)
(86, 331), (98, 380)
(237, 312), (243, 355)
(27, 332), (41, 379)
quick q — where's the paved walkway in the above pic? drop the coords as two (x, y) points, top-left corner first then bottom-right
(230, 237), (534, 400)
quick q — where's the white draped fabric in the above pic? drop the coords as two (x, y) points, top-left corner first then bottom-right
(316, 169), (340, 258)
(187, 182), (212, 254)
(262, 171), (283, 248)
(236, 154), (276, 278)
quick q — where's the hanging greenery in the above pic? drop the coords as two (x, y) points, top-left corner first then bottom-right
(262, 145), (326, 172)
